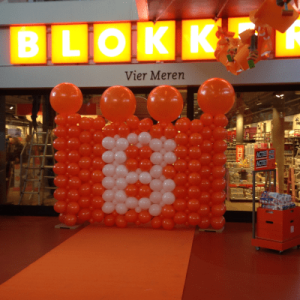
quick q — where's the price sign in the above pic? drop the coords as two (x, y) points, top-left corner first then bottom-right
(254, 148), (276, 171)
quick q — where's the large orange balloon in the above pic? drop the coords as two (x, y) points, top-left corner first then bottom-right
(197, 78), (235, 115)
(50, 82), (83, 114)
(100, 86), (136, 122)
(147, 85), (183, 123)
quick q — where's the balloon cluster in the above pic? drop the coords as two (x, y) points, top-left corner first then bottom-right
(215, 0), (299, 75)
(50, 78), (235, 230)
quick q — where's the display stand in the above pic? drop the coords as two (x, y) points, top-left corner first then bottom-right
(251, 169), (300, 253)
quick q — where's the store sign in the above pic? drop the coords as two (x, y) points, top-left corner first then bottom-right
(9, 18), (300, 65)
(181, 19), (221, 60)
(236, 145), (245, 162)
(254, 148), (276, 171)
(276, 16), (300, 57)
(228, 17), (255, 38)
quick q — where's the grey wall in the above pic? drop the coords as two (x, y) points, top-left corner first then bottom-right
(0, 59), (300, 89)
(0, 0), (139, 25)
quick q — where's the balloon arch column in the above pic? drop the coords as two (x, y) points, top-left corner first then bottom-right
(51, 79), (235, 230)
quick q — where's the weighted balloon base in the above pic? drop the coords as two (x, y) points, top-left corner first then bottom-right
(55, 223), (82, 230)
(198, 227), (224, 233)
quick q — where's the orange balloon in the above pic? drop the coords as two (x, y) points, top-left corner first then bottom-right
(125, 210), (138, 223)
(211, 216), (225, 230)
(139, 185), (152, 198)
(138, 211), (152, 224)
(126, 115), (139, 129)
(151, 216), (162, 229)
(163, 165), (176, 179)
(118, 123), (130, 138)
(175, 133), (189, 145)
(174, 146), (188, 159)
(150, 124), (163, 138)
(174, 160), (187, 172)
(138, 118), (153, 132)
(188, 160), (201, 172)
(173, 199), (187, 211)
(197, 78), (235, 116)
(174, 173), (187, 186)
(50, 82), (83, 114)
(214, 114), (228, 127)
(162, 218), (175, 230)
(125, 184), (138, 197)
(164, 123), (177, 139)
(125, 158), (138, 171)
(139, 159), (152, 172)
(211, 204), (226, 217)
(161, 205), (176, 218)
(190, 120), (203, 133)
(147, 85), (183, 123)
(139, 146), (152, 159)
(100, 86), (136, 122)
(174, 212), (187, 224)
(188, 213), (200, 226)
(116, 215), (127, 228)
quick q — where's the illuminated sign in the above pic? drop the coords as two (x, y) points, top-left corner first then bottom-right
(276, 16), (300, 57)
(182, 19), (222, 60)
(137, 21), (176, 61)
(228, 17), (255, 38)
(10, 26), (47, 64)
(94, 23), (131, 63)
(51, 24), (88, 64)
(9, 18), (300, 65)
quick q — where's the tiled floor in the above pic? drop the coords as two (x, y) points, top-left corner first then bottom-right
(0, 217), (299, 300)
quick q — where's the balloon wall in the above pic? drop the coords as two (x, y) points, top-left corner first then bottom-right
(51, 79), (235, 230)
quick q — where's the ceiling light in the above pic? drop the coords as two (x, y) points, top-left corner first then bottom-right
(245, 107), (249, 110)
(10, 106), (13, 110)
(257, 102), (262, 105)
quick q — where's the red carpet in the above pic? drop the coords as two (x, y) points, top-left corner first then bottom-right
(0, 224), (194, 300)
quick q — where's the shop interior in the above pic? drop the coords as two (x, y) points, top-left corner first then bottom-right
(3, 87), (300, 213)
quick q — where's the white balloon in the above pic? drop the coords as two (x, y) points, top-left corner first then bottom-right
(116, 138), (129, 151)
(150, 165), (163, 179)
(136, 143), (142, 148)
(113, 174), (118, 180)
(113, 161), (119, 167)
(149, 191), (162, 204)
(102, 190), (115, 202)
(116, 178), (127, 190)
(164, 152), (176, 164)
(102, 202), (115, 214)
(113, 200), (117, 205)
(102, 137), (115, 150)
(161, 161), (167, 168)
(115, 151), (127, 164)
(150, 179), (163, 192)
(112, 147), (118, 153)
(102, 151), (114, 163)
(127, 133), (138, 145)
(125, 197), (138, 209)
(112, 186), (118, 192)
(114, 135), (120, 140)
(150, 152), (163, 165)
(160, 136), (167, 143)
(164, 139), (176, 151)
(102, 164), (115, 177)
(163, 179), (175, 192)
(136, 168), (142, 175)
(138, 132), (151, 145)
(160, 149), (166, 155)
(102, 177), (115, 189)
(116, 203), (128, 215)
(149, 204), (162, 216)
(149, 139), (162, 152)
(115, 165), (128, 178)
(135, 207), (142, 213)
(162, 192), (175, 205)
(139, 198), (151, 210)
(115, 190), (127, 203)
(139, 172), (152, 184)
(160, 175), (166, 181)
(126, 172), (139, 184)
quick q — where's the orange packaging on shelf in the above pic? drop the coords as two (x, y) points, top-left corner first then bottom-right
(254, 0), (298, 33)
(256, 207), (300, 242)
